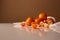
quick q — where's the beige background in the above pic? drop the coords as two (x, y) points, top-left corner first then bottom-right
(0, 0), (60, 23)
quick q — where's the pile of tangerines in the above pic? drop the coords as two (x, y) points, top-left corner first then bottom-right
(20, 12), (55, 31)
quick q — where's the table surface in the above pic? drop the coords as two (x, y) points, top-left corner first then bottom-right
(0, 23), (60, 40)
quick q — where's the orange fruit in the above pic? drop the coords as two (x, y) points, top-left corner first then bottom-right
(20, 22), (25, 27)
(31, 22), (37, 29)
(46, 18), (54, 24)
(26, 22), (31, 26)
(38, 12), (47, 20)
(35, 18), (41, 24)
(26, 17), (34, 26)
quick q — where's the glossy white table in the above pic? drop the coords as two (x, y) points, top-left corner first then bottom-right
(0, 23), (60, 40)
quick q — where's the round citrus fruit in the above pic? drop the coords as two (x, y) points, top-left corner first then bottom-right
(26, 17), (34, 26)
(31, 22), (37, 29)
(35, 18), (41, 24)
(20, 22), (25, 27)
(38, 12), (47, 20)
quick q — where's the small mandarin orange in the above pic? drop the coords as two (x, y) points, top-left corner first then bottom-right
(38, 12), (47, 20)
(46, 18), (54, 24)
(35, 18), (40, 24)
(31, 22), (37, 29)
(20, 22), (25, 27)
(26, 17), (34, 26)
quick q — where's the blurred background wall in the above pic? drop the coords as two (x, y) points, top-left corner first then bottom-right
(0, 0), (60, 23)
